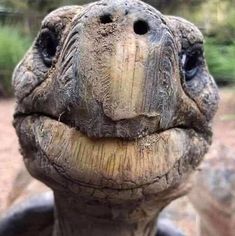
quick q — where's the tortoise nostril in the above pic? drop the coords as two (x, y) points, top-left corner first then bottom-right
(134, 20), (149, 35)
(100, 14), (113, 24)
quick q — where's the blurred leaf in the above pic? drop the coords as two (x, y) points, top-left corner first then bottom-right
(0, 25), (32, 95)
(205, 38), (235, 85)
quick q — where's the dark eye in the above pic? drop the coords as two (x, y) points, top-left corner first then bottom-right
(181, 48), (203, 81)
(37, 28), (58, 67)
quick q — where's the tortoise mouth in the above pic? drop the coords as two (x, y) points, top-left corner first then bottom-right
(14, 114), (210, 191)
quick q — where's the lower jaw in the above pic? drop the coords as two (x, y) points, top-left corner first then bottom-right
(15, 115), (209, 193)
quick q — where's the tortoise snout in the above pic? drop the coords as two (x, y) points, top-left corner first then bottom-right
(68, 0), (179, 121)
(56, 0), (180, 138)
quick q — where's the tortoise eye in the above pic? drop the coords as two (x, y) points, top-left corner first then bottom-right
(181, 48), (203, 81)
(37, 28), (58, 67)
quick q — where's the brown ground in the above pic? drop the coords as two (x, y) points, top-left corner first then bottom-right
(0, 88), (235, 234)
(0, 99), (23, 213)
(213, 88), (235, 151)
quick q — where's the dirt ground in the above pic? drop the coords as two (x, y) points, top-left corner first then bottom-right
(0, 88), (235, 233)
(0, 99), (23, 213)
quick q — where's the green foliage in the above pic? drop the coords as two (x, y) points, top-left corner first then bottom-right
(204, 1), (235, 45)
(0, 25), (31, 95)
(215, 11), (235, 44)
(205, 38), (235, 85)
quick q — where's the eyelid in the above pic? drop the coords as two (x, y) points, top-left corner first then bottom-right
(182, 43), (203, 54)
(189, 43), (203, 54)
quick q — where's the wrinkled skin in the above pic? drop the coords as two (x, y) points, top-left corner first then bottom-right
(12, 0), (219, 235)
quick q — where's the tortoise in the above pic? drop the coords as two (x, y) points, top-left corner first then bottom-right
(0, 0), (219, 235)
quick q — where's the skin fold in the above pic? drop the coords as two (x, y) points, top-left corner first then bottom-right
(10, 0), (219, 235)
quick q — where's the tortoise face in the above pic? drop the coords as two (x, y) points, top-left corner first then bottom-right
(13, 0), (219, 202)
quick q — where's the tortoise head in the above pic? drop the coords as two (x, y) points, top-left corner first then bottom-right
(13, 0), (218, 209)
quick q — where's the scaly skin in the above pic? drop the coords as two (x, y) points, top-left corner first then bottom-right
(11, 0), (219, 235)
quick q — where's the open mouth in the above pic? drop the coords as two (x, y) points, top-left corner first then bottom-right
(14, 114), (210, 191)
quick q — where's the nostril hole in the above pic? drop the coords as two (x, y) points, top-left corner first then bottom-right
(100, 14), (113, 24)
(134, 20), (149, 35)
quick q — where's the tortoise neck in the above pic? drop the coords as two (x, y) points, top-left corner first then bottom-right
(52, 192), (159, 236)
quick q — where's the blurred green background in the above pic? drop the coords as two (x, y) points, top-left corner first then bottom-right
(0, 0), (235, 96)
